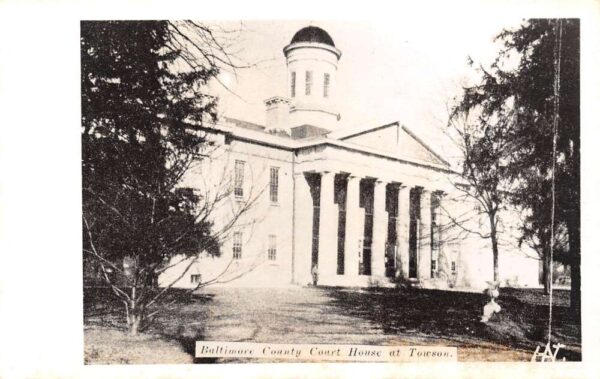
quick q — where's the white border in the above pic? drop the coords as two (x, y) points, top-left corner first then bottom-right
(0, 1), (598, 378)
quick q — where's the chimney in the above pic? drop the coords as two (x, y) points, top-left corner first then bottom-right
(264, 96), (290, 135)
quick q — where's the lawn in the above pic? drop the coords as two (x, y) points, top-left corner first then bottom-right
(84, 285), (581, 363)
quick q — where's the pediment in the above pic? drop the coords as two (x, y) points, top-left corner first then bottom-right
(339, 123), (448, 166)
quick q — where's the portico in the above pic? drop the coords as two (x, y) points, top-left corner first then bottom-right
(292, 145), (450, 287)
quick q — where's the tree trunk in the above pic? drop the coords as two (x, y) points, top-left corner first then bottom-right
(537, 232), (552, 295)
(490, 219), (499, 282)
(127, 286), (143, 336)
(130, 313), (142, 336)
(542, 249), (551, 295)
(568, 223), (581, 318)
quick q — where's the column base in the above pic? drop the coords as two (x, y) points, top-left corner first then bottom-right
(315, 274), (396, 288)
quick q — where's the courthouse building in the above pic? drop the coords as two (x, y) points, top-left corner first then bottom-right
(159, 26), (540, 290)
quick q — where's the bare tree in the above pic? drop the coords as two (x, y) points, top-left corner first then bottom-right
(83, 139), (267, 334)
(82, 21), (266, 335)
(442, 108), (515, 283)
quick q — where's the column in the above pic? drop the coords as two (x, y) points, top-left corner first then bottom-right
(418, 189), (432, 279)
(436, 192), (449, 277)
(396, 185), (410, 280)
(292, 172), (313, 285)
(430, 196), (439, 278)
(344, 175), (363, 277)
(371, 180), (388, 278)
(317, 172), (338, 282)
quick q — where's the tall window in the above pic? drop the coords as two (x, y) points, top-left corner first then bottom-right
(233, 232), (242, 259)
(268, 234), (277, 261)
(190, 274), (201, 284)
(323, 73), (330, 98)
(234, 160), (245, 198)
(305, 71), (312, 95)
(290, 71), (296, 97)
(270, 167), (279, 203)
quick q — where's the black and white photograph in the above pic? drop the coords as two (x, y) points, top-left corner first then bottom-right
(1, 1), (599, 378)
(80, 18), (581, 363)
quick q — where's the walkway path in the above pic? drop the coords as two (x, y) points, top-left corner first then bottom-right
(155, 287), (554, 361)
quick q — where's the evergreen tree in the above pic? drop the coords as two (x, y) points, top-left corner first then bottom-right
(81, 21), (235, 334)
(454, 19), (580, 317)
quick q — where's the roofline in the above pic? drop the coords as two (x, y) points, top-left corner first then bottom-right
(336, 120), (451, 167)
(296, 138), (456, 174)
(283, 42), (342, 60)
(199, 121), (456, 174)
(400, 125), (451, 166)
(337, 121), (399, 140)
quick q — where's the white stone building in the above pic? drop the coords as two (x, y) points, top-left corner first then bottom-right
(159, 26), (540, 290)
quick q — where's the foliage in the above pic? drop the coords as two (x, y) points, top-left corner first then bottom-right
(454, 19), (580, 313)
(81, 21), (256, 334)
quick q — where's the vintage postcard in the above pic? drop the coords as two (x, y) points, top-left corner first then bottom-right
(81, 18), (581, 365)
(1, 1), (599, 378)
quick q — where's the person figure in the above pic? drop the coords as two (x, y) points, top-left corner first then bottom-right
(311, 264), (319, 286)
(481, 281), (501, 323)
(481, 297), (501, 322)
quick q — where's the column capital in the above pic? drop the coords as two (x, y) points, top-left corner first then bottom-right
(397, 184), (411, 197)
(319, 170), (337, 178)
(400, 180), (423, 190)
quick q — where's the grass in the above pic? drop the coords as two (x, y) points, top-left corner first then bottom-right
(84, 326), (192, 364)
(84, 286), (581, 363)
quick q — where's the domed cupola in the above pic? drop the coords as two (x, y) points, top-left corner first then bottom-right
(290, 26), (336, 47)
(283, 26), (342, 131)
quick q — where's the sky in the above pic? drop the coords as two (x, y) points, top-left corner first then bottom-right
(204, 18), (527, 162)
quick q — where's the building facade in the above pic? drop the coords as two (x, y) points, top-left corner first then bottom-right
(158, 26), (540, 290)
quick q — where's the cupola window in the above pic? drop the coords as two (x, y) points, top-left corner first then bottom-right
(290, 71), (296, 97)
(305, 71), (312, 96)
(323, 73), (330, 98)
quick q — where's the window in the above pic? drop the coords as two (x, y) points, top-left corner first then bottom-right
(268, 234), (277, 261)
(233, 232), (243, 259)
(290, 71), (296, 97)
(431, 259), (437, 276)
(305, 71), (312, 95)
(190, 274), (202, 284)
(323, 73), (330, 98)
(269, 167), (279, 203)
(234, 160), (245, 198)
(451, 261), (456, 273)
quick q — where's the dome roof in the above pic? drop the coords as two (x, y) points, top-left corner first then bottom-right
(290, 26), (335, 47)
